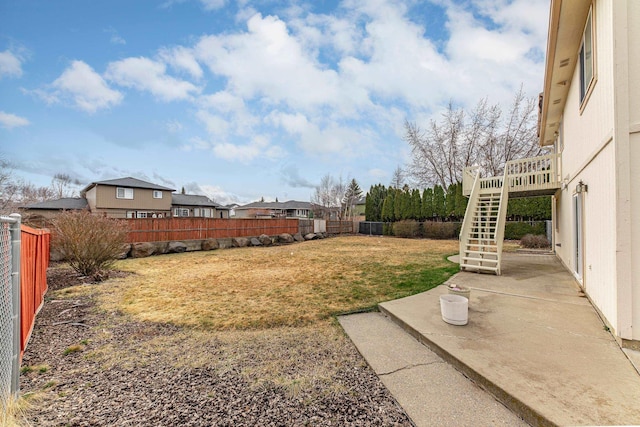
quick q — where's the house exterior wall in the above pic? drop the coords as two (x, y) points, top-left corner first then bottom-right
(552, 0), (639, 342)
(626, 0), (640, 342)
(93, 185), (172, 211)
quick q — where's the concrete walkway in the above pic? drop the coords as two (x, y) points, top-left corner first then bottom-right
(339, 253), (640, 427)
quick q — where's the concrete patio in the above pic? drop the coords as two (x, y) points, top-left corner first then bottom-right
(341, 252), (640, 426)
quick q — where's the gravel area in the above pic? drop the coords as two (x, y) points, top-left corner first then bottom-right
(18, 266), (413, 426)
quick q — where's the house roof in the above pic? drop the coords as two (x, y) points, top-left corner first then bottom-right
(23, 197), (88, 210)
(539, 0), (591, 147)
(236, 200), (312, 210)
(81, 177), (175, 193)
(171, 193), (227, 209)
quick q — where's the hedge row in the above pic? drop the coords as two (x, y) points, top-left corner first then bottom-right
(381, 220), (546, 240)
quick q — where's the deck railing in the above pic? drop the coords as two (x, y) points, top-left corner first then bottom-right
(462, 153), (561, 196)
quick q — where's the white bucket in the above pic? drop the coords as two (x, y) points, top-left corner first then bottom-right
(440, 294), (469, 326)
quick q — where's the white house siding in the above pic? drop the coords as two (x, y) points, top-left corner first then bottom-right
(627, 0), (640, 341)
(553, 0), (625, 336)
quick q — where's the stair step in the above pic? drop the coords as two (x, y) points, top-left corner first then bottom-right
(463, 250), (498, 256)
(461, 256), (499, 265)
(460, 264), (500, 272)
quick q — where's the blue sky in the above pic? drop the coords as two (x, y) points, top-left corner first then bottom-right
(0, 0), (549, 205)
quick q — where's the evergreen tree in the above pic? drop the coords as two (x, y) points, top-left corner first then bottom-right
(382, 190), (396, 222)
(454, 182), (467, 219)
(433, 185), (446, 219)
(445, 183), (456, 218)
(422, 188), (433, 219)
(411, 189), (422, 220)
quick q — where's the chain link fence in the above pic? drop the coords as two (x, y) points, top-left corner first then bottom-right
(0, 215), (20, 411)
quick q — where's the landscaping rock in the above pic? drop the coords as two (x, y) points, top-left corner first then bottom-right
(293, 233), (305, 242)
(167, 241), (187, 253)
(130, 242), (156, 258)
(117, 243), (131, 259)
(233, 237), (249, 248)
(259, 234), (272, 246)
(202, 238), (219, 251)
(278, 233), (294, 244)
(304, 233), (317, 240)
(250, 237), (262, 246)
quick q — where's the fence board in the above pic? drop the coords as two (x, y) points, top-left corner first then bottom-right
(20, 225), (50, 358)
(326, 220), (354, 234)
(124, 218), (299, 243)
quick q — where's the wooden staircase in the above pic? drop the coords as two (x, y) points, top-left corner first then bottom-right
(459, 153), (562, 275)
(460, 190), (504, 274)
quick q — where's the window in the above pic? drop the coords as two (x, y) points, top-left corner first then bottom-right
(173, 208), (190, 217)
(116, 187), (134, 199)
(126, 211), (135, 219)
(579, 8), (594, 104)
(153, 190), (163, 199)
(136, 211), (148, 218)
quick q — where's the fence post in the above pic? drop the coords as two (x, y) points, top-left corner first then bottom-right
(9, 214), (21, 398)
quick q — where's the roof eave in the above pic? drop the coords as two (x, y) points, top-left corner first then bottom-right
(539, 0), (591, 147)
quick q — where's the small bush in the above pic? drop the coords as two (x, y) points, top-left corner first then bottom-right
(504, 221), (546, 240)
(423, 221), (460, 239)
(382, 223), (394, 236)
(51, 210), (129, 278)
(392, 220), (421, 238)
(520, 234), (550, 249)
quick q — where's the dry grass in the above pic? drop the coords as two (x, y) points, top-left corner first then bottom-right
(100, 236), (458, 330)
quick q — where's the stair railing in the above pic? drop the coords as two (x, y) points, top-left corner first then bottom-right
(494, 168), (510, 275)
(459, 168), (481, 266)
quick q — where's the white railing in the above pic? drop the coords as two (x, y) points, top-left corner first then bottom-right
(462, 153), (560, 196)
(459, 169), (481, 259)
(494, 169), (509, 275)
(504, 153), (560, 194)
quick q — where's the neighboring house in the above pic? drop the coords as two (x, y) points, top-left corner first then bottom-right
(21, 197), (88, 225)
(460, 0), (639, 347)
(171, 193), (230, 219)
(81, 177), (175, 219)
(234, 200), (312, 219)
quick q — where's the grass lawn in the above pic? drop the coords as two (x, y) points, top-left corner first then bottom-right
(103, 235), (459, 329)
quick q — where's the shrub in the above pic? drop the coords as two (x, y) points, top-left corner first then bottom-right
(504, 221), (546, 240)
(382, 222), (394, 236)
(520, 234), (550, 249)
(392, 220), (421, 238)
(51, 210), (129, 278)
(423, 221), (461, 239)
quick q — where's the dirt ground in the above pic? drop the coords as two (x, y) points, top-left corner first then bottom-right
(18, 265), (412, 426)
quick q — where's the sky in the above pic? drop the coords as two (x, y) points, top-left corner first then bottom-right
(0, 0), (550, 205)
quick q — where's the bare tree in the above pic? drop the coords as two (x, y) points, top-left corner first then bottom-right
(404, 87), (544, 188)
(390, 166), (405, 189)
(51, 173), (81, 198)
(311, 174), (346, 219)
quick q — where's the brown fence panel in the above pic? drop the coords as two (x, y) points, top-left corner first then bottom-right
(327, 220), (354, 234)
(20, 225), (50, 358)
(124, 218), (299, 243)
(298, 219), (313, 235)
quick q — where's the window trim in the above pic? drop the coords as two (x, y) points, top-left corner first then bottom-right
(153, 190), (163, 199)
(578, 6), (596, 111)
(116, 187), (134, 200)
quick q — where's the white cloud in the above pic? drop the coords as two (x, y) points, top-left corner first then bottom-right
(200, 0), (225, 11)
(50, 60), (123, 113)
(196, 110), (230, 137)
(195, 13), (345, 111)
(368, 168), (388, 179)
(105, 57), (200, 101)
(165, 119), (183, 133)
(0, 111), (30, 129)
(158, 46), (203, 79)
(212, 135), (271, 163)
(0, 50), (24, 79)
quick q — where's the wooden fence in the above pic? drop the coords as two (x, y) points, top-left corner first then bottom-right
(125, 218), (299, 243)
(20, 225), (50, 358)
(327, 220), (354, 234)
